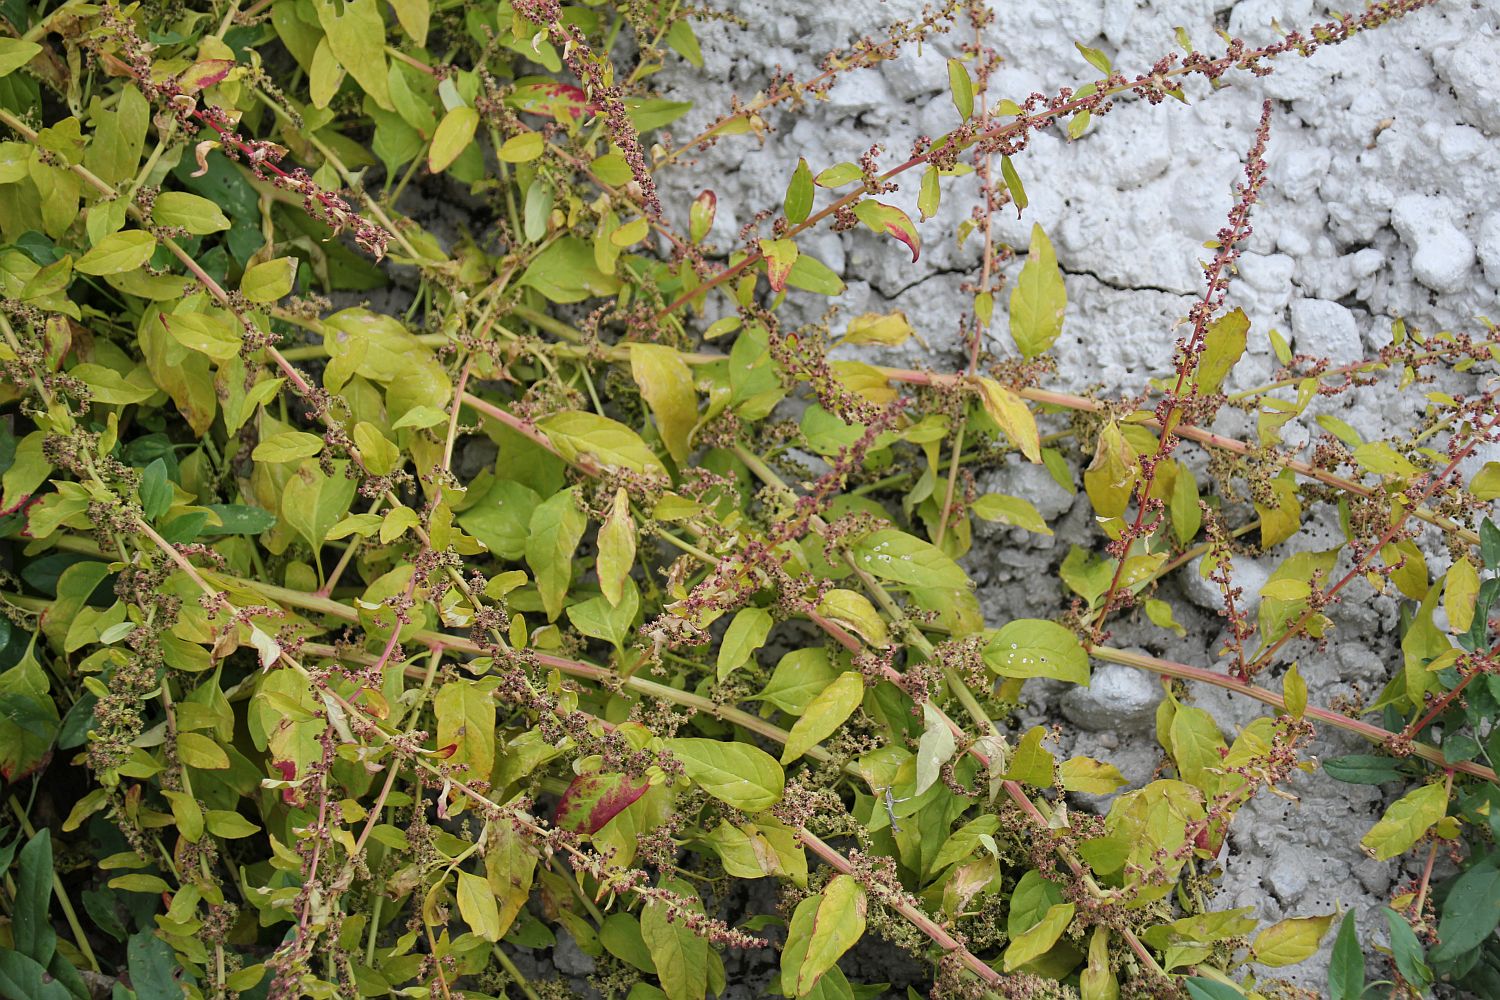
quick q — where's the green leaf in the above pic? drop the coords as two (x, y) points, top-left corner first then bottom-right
(0, 641), (60, 782)
(1184, 980), (1243, 1000)
(1282, 662), (1306, 720)
(519, 235), (623, 303)
(15, 831), (56, 965)
(525, 488), (587, 621)
(0, 951), (75, 1000)
(1000, 156), (1027, 214)
(666, 738), (784, 812)
(754, 648), (838, 716)
(128, 930), (181, 1000)
(781, 672), (864, 764)
(240, 256), (297, 303)
(457, 869), (502, 941)
(851, 529), (969, 591)
(459, 480), (541, 561)
(1383, 908), (1431, 988)
(280, 459), (358, 558)
(1328, 910), (1364, 1000)
(785, 252), (846, 296)
(0, 39), (42, 77)
(1431, 861), (1500, 961)
(983, 620), (1089, 684)
(178, 731), (230, 769)
(642, 878), (709, 1000)
(1323, 754), (1408, 785)
(971, 493), (1051, 534)
(1004, 902), (1074, 970)
(153, 191), (231, 234)
(252, 430), (324, 463)
(316, 0), (392, 110)
(947, 58), (974, 119)
(1361, 782), (1447, 860)
(796, 875), (866, 995)
(499, 132), (545, 163)
(717, 607), (773, 680)
(1009, 224), (1066, 358)
(784, 157), (814, 225)
(138, 458), (172, 521)
(201, 504), (278, 535)
(815, 163), (863, 187)
(912, 166), (936, 223)
(914, 702), (957, 796)
(75, 230), (157, 275)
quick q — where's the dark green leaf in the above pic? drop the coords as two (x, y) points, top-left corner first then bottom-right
(127, 930), (181, 1000)
(1323, 755), (1408, 785)
(15, 830), (56, 964)
(1432, 861), (1500, 962)
(1328, 910), (1364, 1000)
(1384, 908), (1431, 988)
(138, 458), (171, 521)
(200, 504), (278, 536)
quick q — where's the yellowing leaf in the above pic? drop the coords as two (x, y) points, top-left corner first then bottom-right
(1060, 757), (1127, 795)
(457, 869), (501, 941)
(539, 411), (666, 474)
(1084, 422), (1137, 519)
(1253, 912), (1335, 967)
(759, 238), (798, 292)
(76, 230), (157, 275)
(629, 344), (697, 464)
(840, 311), (914, 347)
(976, 378), (1041, 463)
(971, 493), (1051, 534)
(1444, 555), (1479, 634)
(1010, 224), (1066, 358)
(781, 672), (864, 764)
(796, 875), (866, 994)
(666, 738), (784, 812)
(240, 256), (297, 303)
(430, 106), (478, 174)
(1361, 782), (1448, 860)
(1194, 308), (1249, 394)
(597, 488), (636, 608)
(153, 191), (230, 234)
(815, 589), (889, 648)
(1005, 902), (1075, 970)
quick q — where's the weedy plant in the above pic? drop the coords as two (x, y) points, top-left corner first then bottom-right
(0, 0), (1496, 998)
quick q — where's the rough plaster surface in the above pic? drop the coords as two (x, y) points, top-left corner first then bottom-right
(646, 0), (1500, 992)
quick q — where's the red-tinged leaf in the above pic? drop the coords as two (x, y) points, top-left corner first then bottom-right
(853, 200), (920, 262)
(507, 82), (595, 120)
(177, 59), (235, 94)
(690, 190), (716, 244)
(432, 742), (458, 759)
(555, 771), (648, 834)
(759, 239), (798, 292)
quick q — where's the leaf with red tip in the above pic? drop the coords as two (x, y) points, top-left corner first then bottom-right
(177, 59), (235, 94)
(555, 771), (649, 834)
(690, 190), (716, 244)
(853, 200), (920, 262)
(759, 239), (798, 293)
